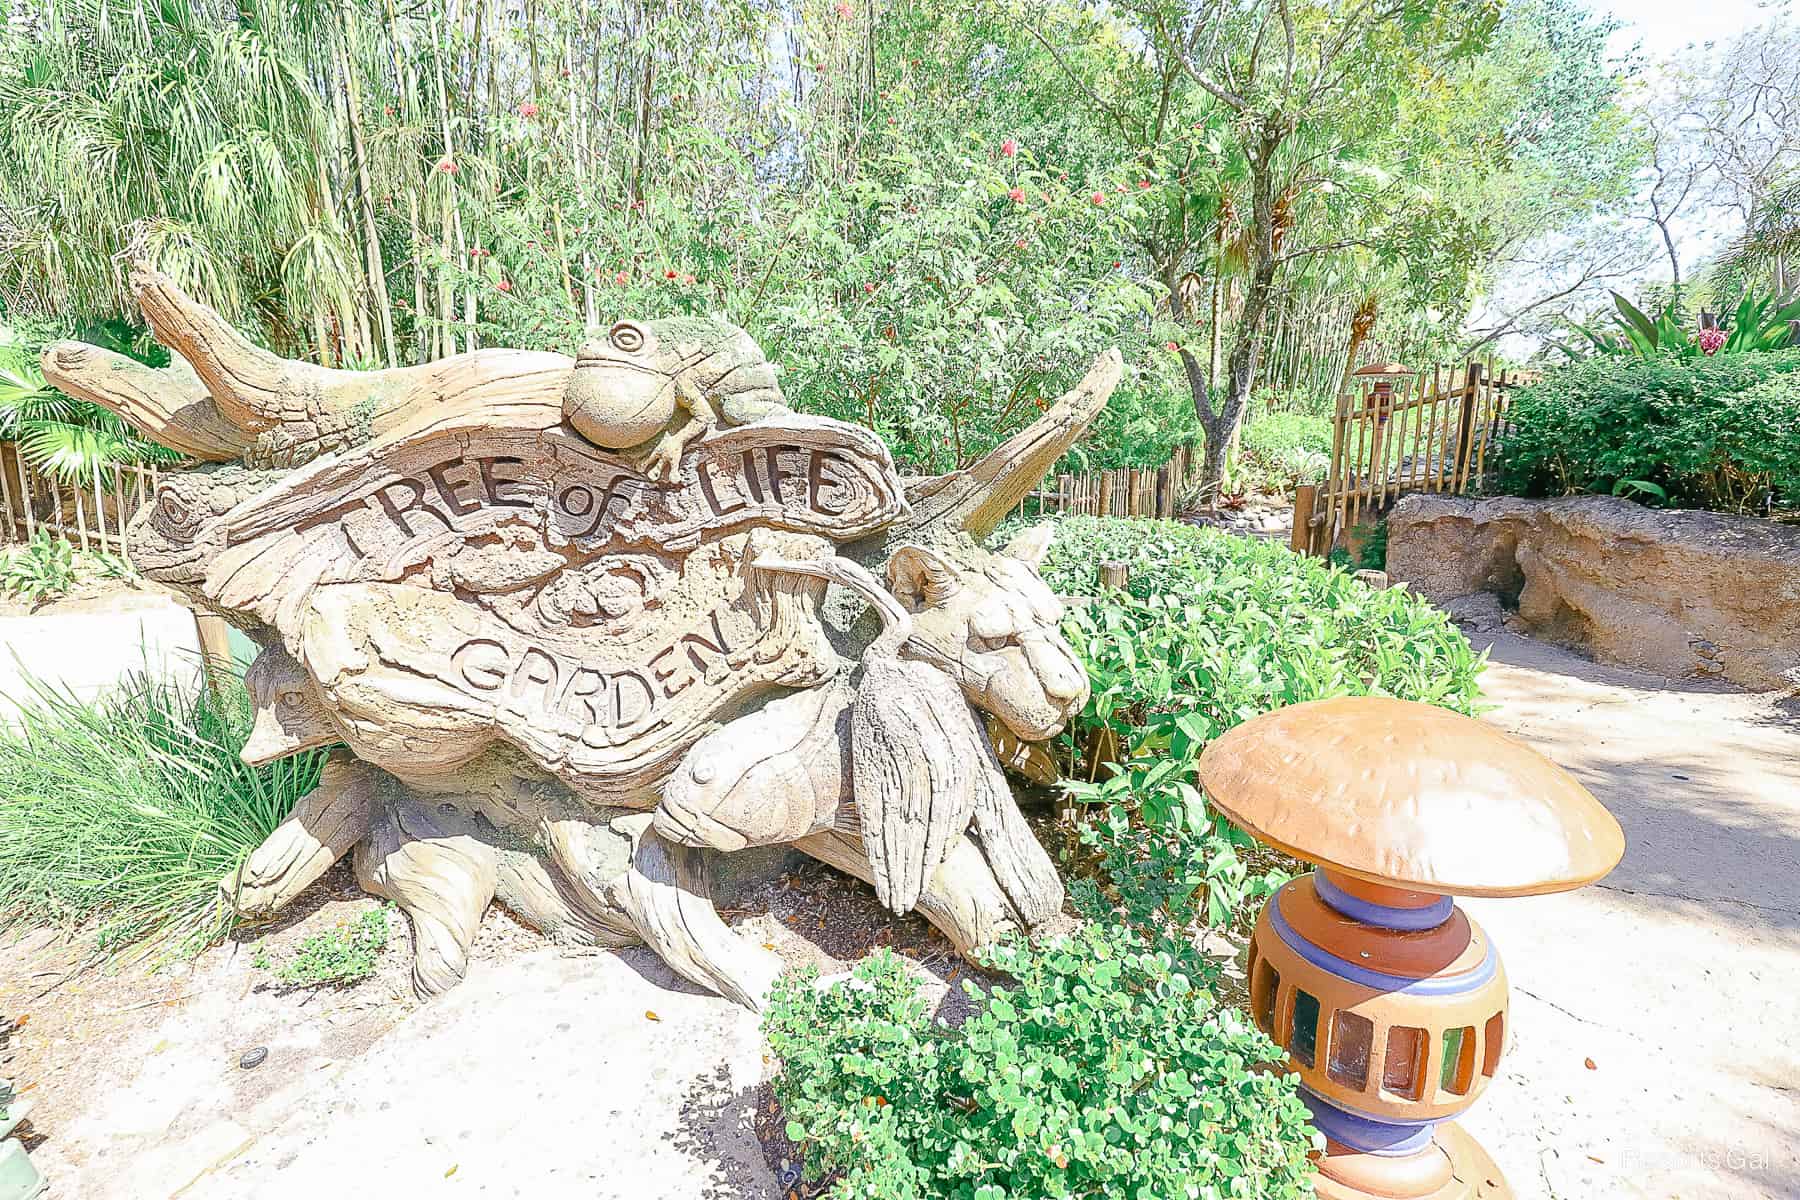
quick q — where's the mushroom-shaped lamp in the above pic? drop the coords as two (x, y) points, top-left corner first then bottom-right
(1198, 696), (1624, 1200)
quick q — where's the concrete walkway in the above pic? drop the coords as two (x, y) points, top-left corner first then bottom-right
(0, 590), (206, 720)
(1461, 632), (1800, 1200)
(169, 948), (775, 1200)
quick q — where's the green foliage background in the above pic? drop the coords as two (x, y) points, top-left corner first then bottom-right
(0, 0), (1641, 480)
(1496, 351), (1800, 511)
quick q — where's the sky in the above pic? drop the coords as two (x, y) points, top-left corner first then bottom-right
(1594, 0), (1778, 58)
(1472, 0), (1790, 353)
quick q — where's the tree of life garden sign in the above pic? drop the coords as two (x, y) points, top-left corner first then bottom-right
(45, 266), (1120, 1008)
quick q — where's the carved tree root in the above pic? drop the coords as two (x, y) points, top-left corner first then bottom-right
(492, 848), (639, 949)
(601, 814), (781, 1011)
(354, 800), (498, 998)
(221, 751), (377, 916)
(796, 827), (1024, 954)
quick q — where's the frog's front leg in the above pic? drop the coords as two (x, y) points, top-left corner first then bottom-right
(640, 380), (717, 484)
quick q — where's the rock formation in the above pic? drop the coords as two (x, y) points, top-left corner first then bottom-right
(1388, 493), (1800, 691)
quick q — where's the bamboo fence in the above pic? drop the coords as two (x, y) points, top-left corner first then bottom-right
(1295, 360), (1537, 556)
(1027, 443), (1199, 521)
(0, 445), (168, 552)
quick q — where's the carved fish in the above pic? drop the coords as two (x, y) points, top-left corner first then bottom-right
(654, 683), (851, 852)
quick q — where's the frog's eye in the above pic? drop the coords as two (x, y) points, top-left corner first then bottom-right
(608, 321), (648, 354)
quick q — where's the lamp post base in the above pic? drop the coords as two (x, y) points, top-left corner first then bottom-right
(1313, 1122), (1510, 1200)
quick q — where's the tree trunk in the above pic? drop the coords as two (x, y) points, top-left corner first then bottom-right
(1193, 127), (1284, 503)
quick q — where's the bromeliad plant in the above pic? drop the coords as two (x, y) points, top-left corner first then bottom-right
(1570, 289), (1800, 358)
(764, 923), (1319, 1200)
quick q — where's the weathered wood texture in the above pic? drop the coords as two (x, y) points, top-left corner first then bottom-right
(53, 264), (1117, 1008)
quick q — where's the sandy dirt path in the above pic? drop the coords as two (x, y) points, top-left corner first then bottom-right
(7, 625), (1795, 1198)
(1459, 630), (1800, 1200)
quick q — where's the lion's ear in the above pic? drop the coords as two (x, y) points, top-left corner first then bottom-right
(886, 544), (963, 611)
(998, 523), (1054, 570)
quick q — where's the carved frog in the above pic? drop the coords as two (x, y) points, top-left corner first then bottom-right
(562, 317), (787, 482)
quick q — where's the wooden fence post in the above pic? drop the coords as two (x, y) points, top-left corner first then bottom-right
(1291, 484), (1318, 557)
(1321, 393), (1350, 555)
(1097, 471), (1113, 518)
(1453, 359), (1482, 492)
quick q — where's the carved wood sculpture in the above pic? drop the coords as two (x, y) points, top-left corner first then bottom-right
(45, 263), (1121, 1009)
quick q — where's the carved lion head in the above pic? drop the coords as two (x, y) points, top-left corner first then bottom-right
(885, 525), (1087, 742)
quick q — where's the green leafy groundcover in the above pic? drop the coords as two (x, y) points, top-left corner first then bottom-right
(763, 516), (1480, 1199)
(1495, 351), (1800, 512)
(1042, 516), (1485, 940)
(766, 924), (1318, 1200)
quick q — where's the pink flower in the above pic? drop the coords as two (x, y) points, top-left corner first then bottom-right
(614, 270), (629, 285)
(1008, 187), (1025, 204)
(1698, 327), (1726, 355)
(863, 281), (876, 293)
(1014, 238), (1027, 249)
(681, 273), (696, 286)
(436, 158), (457, 173)
(1090, 191), (1106, 205)
(518, 101), (539, 118)
(496, 279), (512, 293)
(1001, 138), (1018, 158)
(1137, 179), (1152, 189)
(834, 0), (851, 16)
(1165, 341), (1179, 351)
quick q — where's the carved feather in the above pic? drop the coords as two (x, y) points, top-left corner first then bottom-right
(850, 654), (984, 915)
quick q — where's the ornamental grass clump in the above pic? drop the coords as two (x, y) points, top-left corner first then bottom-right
(0, 669), (327, 958)
(765, 922), (1319, 1200)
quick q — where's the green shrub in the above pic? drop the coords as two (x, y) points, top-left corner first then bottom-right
(1240, 412), (1332, 461)
(1229, 412), (1333, 495)
(0, 670), (328, 957)
(0, 531), (77, 605)
(764, 924), (1318, 1200)
(1496, 351), (1800, 511)
(1030, 516), (1483, 937)
(256, 905), (392, 986)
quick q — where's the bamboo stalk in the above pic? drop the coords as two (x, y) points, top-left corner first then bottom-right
(92, 461), (108, 549)
(71, 468), (90, 551)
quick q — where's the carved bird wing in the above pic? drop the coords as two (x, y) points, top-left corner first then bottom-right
(850, 654), (984, 915)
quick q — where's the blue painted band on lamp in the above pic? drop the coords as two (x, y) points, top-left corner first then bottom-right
(1270, 900), (1498, 996)
(1313, 872), (1454, 931)
(1298, 1086), (1437, 1156)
